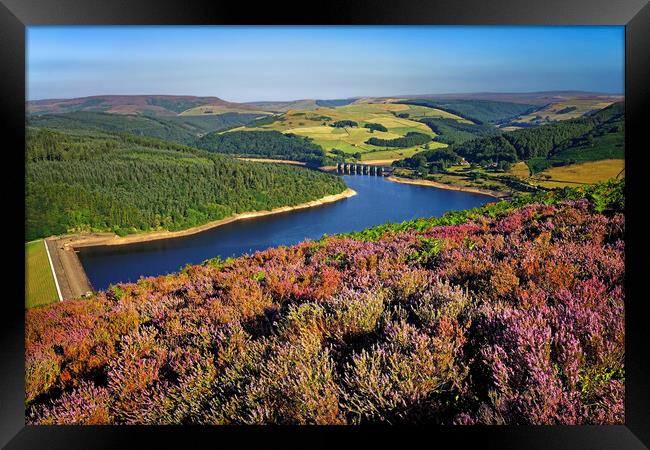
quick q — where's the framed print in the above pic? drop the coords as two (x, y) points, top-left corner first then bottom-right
(1, 0), (649, 447)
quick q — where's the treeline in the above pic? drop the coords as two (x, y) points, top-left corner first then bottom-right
(497, 102), (623, 161)
(26, 128), (347, 240)
(25, 128), (201, 162)
(453, 135), (519, 166)
(196, 130), (329, 165)
(398, 99), (539, 124)
(366, 132), (431, 148)
(393, 147), (461, 172)
(332, 120), (357, 128)
(418, 117), (499, 145)
(527, 116), (625, 173)
(363, 123), (388, 132)
(556, 106), (578, 114)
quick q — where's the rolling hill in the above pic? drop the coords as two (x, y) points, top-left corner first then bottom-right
(27, 111), (264, 145)
(27, 95), (272, 116)
(397, 98), (540, 124)
(393, 102), (624, 192)
(26, 127), (347, 240)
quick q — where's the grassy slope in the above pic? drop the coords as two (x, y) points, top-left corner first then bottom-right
(25, 240), (59, 309)
(232, 103), (466, 163)
(527, 160), (625, 188)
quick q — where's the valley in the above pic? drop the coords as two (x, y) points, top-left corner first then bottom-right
(22, 25), (627, 428)
(25, 91), (625, 307)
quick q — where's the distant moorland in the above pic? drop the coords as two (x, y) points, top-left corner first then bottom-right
(28, 92), (623, 192)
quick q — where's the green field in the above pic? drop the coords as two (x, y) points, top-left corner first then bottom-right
(25, 240), (59, 309)
(227, 101), (468, 162)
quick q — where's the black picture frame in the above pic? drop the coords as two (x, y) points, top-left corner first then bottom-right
(2, 0), (649, 447)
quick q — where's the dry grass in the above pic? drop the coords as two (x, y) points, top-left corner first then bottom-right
(507, 161), (532, 179)
(227, 102), (474, 162)
(528, 159), (625, 188)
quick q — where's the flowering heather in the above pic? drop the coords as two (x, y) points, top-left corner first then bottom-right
(25, 182), (625, 425)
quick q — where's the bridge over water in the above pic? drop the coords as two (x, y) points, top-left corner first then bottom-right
(336, 163), (394, 176)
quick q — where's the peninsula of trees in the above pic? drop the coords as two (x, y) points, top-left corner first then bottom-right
(26, 128), (347, 241)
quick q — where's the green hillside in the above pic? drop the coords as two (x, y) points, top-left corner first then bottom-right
(196, 130), (332, 165)
(26, 128), (347, 241)
(398, 99), (539, 124)
(418, 117), (500, 145)
(27, 111), (263, 145)
(392, 102), (624, 192)
(439, 102), (623, 168)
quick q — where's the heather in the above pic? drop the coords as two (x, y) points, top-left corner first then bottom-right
(25, 181), (624, 425)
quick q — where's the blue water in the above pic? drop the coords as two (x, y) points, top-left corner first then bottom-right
(78, 175), (493, 290)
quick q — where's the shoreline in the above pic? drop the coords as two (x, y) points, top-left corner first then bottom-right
(48, 187), (356, 299)
(236, 157), (307, 166)
(71, 188), (358, 249)
(386, 175), (509, 199)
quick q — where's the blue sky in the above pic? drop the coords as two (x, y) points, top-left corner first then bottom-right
(27, 26), (624, 102)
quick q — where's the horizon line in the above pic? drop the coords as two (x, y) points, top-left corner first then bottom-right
(26, 89), (626, 104)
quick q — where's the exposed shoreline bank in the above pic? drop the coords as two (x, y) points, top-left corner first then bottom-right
(236, 157), (307, 165)
(71, 188), (357, 249)
(48, 188), (357, 298)
(386, 175), (509, 199)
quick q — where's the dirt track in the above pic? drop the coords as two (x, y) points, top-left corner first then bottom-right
(46, 238), (94, 299)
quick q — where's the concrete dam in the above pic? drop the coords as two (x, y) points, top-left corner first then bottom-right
(336, 163), (394, 176)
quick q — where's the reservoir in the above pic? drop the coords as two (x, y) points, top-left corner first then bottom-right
(78, 175), (494, 290)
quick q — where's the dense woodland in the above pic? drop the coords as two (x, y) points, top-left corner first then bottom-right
(396, 103), (624, 173)
(503, 102), (623, 160)
(196, 130), (331, 165)
(26, 128), (346, 240)
(418, 117), (499, 145)
(398, 99), (539, 123)
(27, 112), (262, 145)
(366, 132), (431, 148)
(393, 147), (462, 172)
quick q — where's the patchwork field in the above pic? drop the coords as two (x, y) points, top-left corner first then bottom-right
(225, 101), (471, 162)
(25, 240), (59, 309)
(286, 125), (401, 152)
(359, 141), (447, 162)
